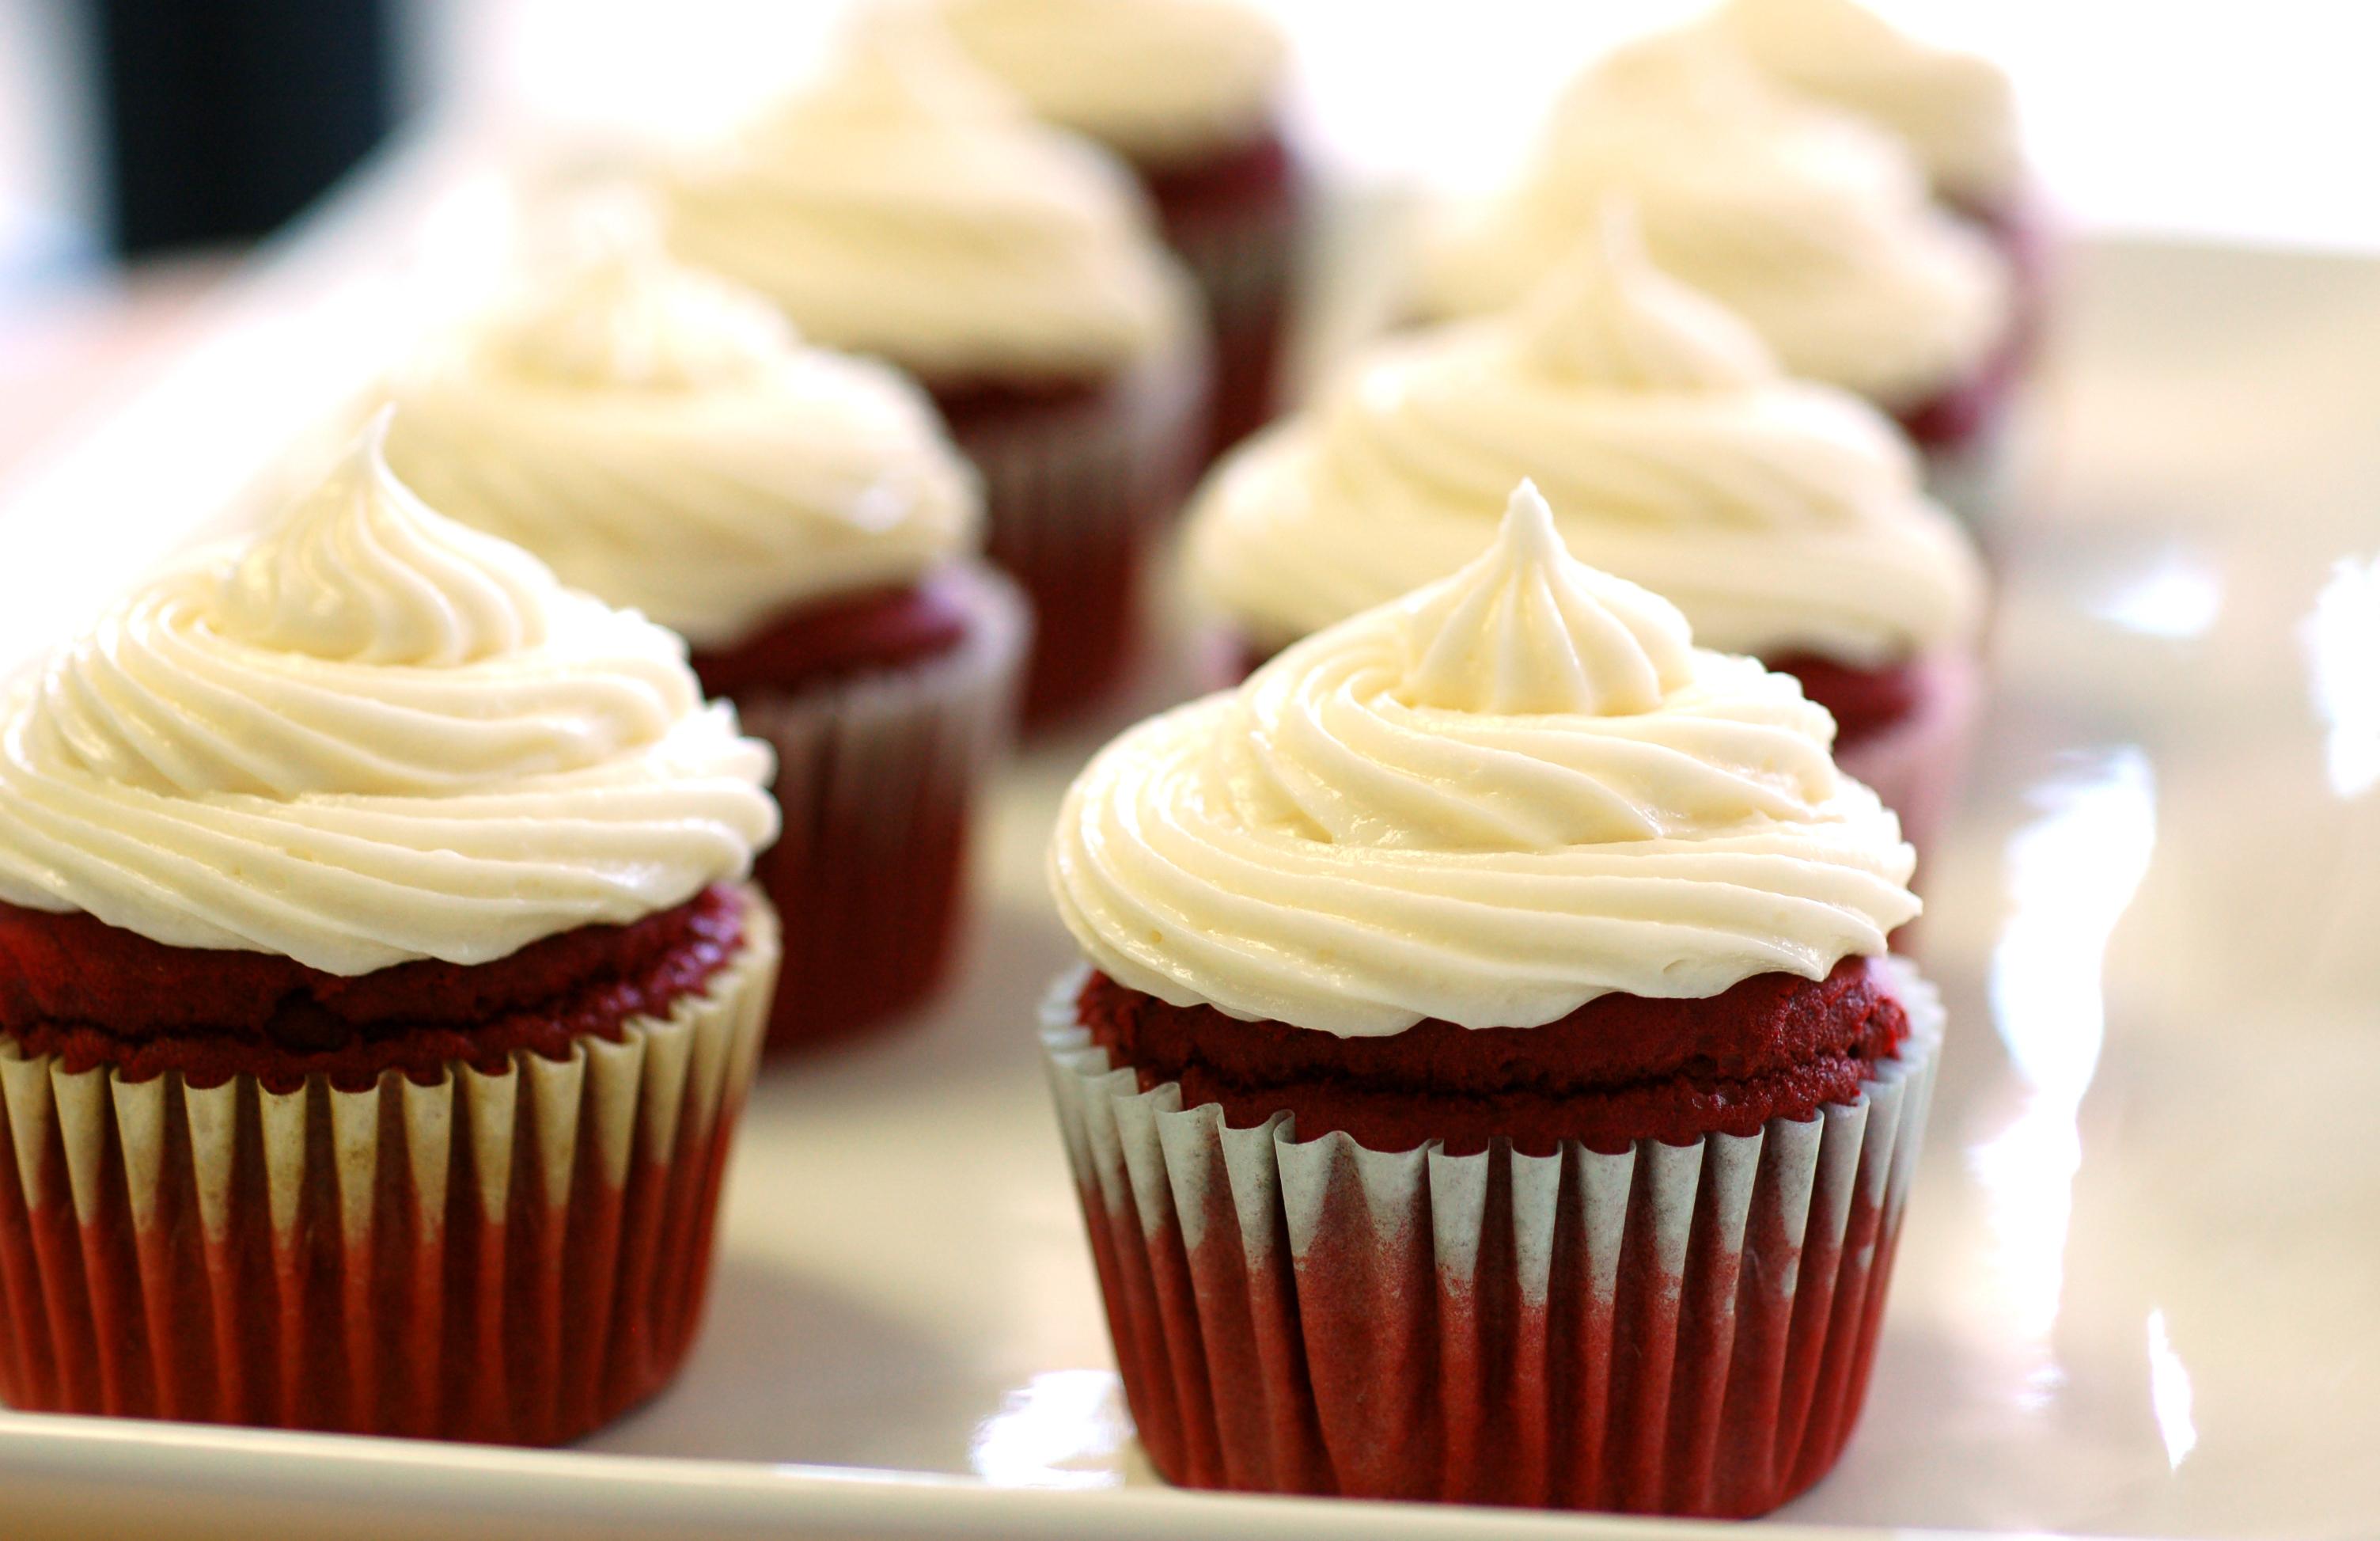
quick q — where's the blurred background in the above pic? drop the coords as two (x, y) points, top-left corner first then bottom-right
(4, 0), (2379, 477)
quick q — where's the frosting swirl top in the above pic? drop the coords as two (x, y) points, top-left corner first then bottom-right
(0, 414), (780, 976)
(1191, 210), (1985, 665)
(384, 229), (980, 648)
(1054, 482), (1918, 1035)
(933, 0), (1287, 165)
(661, 13), (1194, 379)
(1710, 0), (2023, 207)
(1419, 35), (2009, 406)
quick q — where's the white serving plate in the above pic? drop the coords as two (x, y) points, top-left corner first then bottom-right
(5, 144), (2380, 1539)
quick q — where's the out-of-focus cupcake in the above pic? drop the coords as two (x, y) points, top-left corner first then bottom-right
(0, 416), (781, 1443)
(932, 0), (1302, 460)
(1415, 36), (2014, 518)
(383, 227), (1025, 1053)
(1193, 211), (1985, 854)
(1044, 484), (1942, 1514)
(1704, 0), (2041, 278)
(661, 16), (1205, 723)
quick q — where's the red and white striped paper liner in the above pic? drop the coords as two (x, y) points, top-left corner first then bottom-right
(733, 564), (1027, 1053)
(0, 893), (777, 1445)
(1039, 959), (1942, 1516)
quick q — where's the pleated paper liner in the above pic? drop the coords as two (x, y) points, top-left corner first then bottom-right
(937, 339), (1210, 725)
(1831, 649), (1983, 867)
(736, 564), (1027, 1053)
(1040, 960), (1943, 1517)
(0, 890), (778, 1446)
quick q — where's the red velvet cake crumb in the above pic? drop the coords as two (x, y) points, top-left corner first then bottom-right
(689, 570), (975, 698)
(1077, 956), (1910, 1156)
(0, 886), (748, 1092)
(1762, 651), (1925, 749)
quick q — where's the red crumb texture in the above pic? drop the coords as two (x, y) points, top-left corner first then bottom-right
(1762, 651), (1925, 749)
(0, 886), (748, 1091)
(689, 570), (974, 699)
(1077, 956), (1910, 1156)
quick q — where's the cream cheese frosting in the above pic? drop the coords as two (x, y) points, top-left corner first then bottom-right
(932, 0), (1287, 165)
(661, 12), (1195, 380)
(1419, 34), (2009, 408)
(1192, 209), (1985, 666)
(1053, 481), (1919, 1034)
(0, 412), (780, 975)
(384, 230), (980, 649)
(1709, 0), (2023, 208)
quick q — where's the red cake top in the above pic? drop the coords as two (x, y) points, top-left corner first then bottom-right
(1078, 955), (1910, 1156)
(690, 568), (976, 697)
(0, 886), (748, 1092)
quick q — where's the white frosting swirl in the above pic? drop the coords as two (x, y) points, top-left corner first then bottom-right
(384, 235), (980, 648)
(0, 415), (780, 975)
(1054, 483), (1918, 1034)
(1711, 0), (2023, 207)
(932, 0), (1287, 165)
(1419, 35), (2009, 407)
(1192, 210), (1985, 665)
(661, 13), (1194, 379)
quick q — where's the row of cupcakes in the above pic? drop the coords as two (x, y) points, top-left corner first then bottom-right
(0, 0), (2006, 1506)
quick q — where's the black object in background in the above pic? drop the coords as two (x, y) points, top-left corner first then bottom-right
(93, 0), (396, 256)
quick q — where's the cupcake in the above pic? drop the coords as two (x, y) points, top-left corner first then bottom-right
(1415, 36), (2014, 514)
(0, 415), (780, 1442)
(661, 15), (1206, 723)
(1044, 484), (1941, 1514)
(382, 227), (1025, 1053)
(931, 0), (1302, 460)
(1192, 211), (1984, 854)
(1704, 0), (2041, 271)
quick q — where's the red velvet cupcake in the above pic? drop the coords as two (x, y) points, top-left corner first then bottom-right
(385, 230), (1025, 1052)
(935, 0), (1304, 460)
(1191, 214), (1987, 858)
(1416, 35), (2017, 526)
(1046, 487), (1942, 1515)
(0, 419), (782, 1442)
(661, 18), (1204, 723)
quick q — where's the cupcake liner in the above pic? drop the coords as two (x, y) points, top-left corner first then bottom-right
(1831, 650), (1982, 864)
(1038, 959), (1942, 1516)
(941, 343), (1209, 724)
(0, 893), (778, 1445)
(733, 566), (1027, 1053)
(1161, 178), (1303, 462)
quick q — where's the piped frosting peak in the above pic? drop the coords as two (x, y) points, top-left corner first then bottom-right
(219, 412), (555, 669)
(479, 228), (793, 393)
(383, 219), (980, 648)
(1516, 204), (1773, 392)
(1397, 482), (1693, 716)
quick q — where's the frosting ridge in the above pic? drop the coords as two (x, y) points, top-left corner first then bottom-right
(1055, 484), (1918, 1034)
(661, 11), (1194, 378)
(1191, 210), (1986, 664)
(385, 222), (980, 647)
(0, 413), (779, 974)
